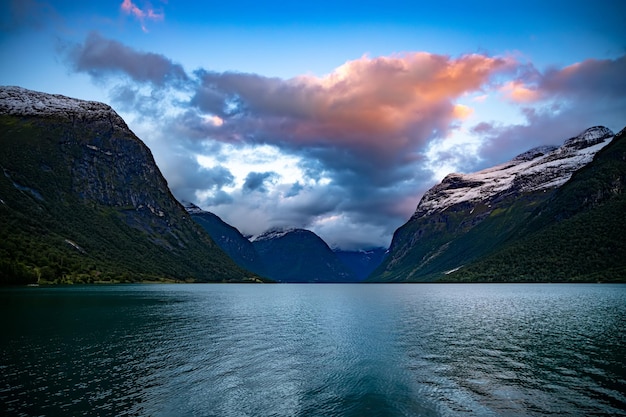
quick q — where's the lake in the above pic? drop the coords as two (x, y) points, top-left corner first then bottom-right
(1, 283), (625, 416)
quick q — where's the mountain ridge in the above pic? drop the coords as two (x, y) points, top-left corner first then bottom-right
(369, 126), (624, 282)
(414, 126), (614, 217)
(184, 203), (361, 282)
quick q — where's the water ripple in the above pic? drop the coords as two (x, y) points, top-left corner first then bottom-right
(1, 283), (625, 416)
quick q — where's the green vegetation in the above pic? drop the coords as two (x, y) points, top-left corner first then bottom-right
(369, 194), (550, 282)
(0, 114), (262, 284)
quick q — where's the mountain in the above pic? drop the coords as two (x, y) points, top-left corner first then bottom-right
(250, 228), (357, 282)
(444, 126), (626, 282)
(183, 203), (357, 282)
(0, 86), (261, 284)
(182, 201), (267, 276)
(334, 248), (387, 281)
(369, 126), (624, 282)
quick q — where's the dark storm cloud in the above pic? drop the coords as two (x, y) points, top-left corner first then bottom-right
(242, 171), (277, 193)
(155, 152), (234, 203)
(67, 32), (188, 86)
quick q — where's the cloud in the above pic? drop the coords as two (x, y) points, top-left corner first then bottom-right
(120, 0), (164, 32)
(66, 32), (187, 86)
(243, 171), (278, 193)
(61, 34), (624, 249)
(476, 55), (626, 166)
(63, 39), (516, 248)
(501, 55), (626, 103)
(152, 151), (235, 203)
(500, 81), (541, 102)
(192, 53), (513, 163)
(539, 56), (626, 99)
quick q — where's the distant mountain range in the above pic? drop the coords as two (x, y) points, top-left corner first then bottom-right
(369, 126), (626, 282)
(0, 86), (261, 284)
(183, 202), (381, 282)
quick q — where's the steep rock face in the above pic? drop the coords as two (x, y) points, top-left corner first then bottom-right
(183, 202), (267, 276)
(251, 228), (356, 282)
(370, 126), (617, 282)
(0, 86), (259, 283)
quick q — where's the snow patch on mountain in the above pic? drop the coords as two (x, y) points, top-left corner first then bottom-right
(0, 86), (127, 130)
(249, 227), (300, 242)
(415, 126), (615, 216)
(180, 200), (206, 215)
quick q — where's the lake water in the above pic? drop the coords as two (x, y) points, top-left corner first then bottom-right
(1, 283), (625, 416)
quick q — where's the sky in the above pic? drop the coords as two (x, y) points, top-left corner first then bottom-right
(1, 0), (625, 250)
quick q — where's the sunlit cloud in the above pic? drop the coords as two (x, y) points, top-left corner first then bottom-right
(192, 53), (515, 166)
(500, 80), (541, 102)
(452, 104), (474, 119)
(203, 115), (224, 127)
(120, 0), (164, 32)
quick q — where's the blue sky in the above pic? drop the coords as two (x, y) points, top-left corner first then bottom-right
(1, 0), (625, 249)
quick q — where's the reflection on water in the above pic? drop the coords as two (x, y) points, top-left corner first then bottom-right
(1, 284), (625, 416)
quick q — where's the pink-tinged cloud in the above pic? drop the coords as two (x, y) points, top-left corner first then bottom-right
(120, 0), (163, 32)
(192, 53), (515, 167)
(539, 56), (626, 99)
(500, 80), (542, 102)
(503, 55), (626, 103)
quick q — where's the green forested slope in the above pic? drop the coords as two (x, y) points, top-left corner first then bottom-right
(0, 112), (260, 284)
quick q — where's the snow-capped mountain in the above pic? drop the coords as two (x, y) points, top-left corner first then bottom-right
(250, 228), (358, 282)
(0, 86), (128, 130)
(370, 126), (624, 282)
(249, 227), (300, 243)
(415, 126), (614, 217)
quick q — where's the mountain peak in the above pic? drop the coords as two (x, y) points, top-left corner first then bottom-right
(563, 126), (614, 150)
(512, 145), (558, 162)
(0, 86), (128, 131)
(371, 125), (626, 283)
(249, 227), (303, 242)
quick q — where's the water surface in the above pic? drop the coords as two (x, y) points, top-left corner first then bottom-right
(1, 283), (625, 416)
